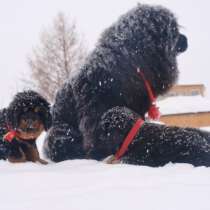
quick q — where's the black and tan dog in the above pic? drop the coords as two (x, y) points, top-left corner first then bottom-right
(0, 90), (52, 164)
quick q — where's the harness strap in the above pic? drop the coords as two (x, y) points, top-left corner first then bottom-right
(137, 68), (160, 120)
(108, 68), (161, 163)
(114, 118), (144, 161)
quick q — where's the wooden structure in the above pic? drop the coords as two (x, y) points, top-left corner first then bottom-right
(158, 84), (210, 128)
(166, 84), (205, 97)
(160, 112), (210, 128)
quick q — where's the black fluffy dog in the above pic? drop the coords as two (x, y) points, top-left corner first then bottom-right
(99, 107), (210, 166)
(0, 90), (52, 164)
(44, 4), (192, 165)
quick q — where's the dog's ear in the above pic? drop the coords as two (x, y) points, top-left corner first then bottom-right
(6, 107), (18, 130)
(37, 104), (52, 131)
(176, 34), (188, 53)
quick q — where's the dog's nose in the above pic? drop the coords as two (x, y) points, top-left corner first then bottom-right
(26, 128), (36, 132)
(176, 34), (188, 53)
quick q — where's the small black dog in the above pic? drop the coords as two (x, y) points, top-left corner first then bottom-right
(0, 90), (52, 164)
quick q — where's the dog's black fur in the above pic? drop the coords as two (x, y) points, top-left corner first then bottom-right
(0, 90), (52, 161)
(44, 4), (191, 165)
(0, 109), (9, 159)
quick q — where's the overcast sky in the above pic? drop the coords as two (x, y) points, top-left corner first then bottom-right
(0, 0), (210, 107)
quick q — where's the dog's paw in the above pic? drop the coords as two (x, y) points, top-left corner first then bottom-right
(38, 158), (49, 165)
(103, 155), (121, 164)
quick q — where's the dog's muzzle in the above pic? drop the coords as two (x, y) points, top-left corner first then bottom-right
(18, 127), (40, 133)
(176, 34), (188, 53)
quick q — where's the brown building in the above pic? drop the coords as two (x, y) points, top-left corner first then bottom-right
(160, 112), (210, 128)
(158, 84), (210, 128)
(165, 84), (205, 97)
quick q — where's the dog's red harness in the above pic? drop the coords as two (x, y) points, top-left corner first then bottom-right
(111, 68), (160, 162)
(137, 68), (160, 121)
(114, 118), (144, 160)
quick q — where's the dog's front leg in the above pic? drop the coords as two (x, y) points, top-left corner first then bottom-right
(92, 106), (140, 161)
(25, 142), (48, 165)
(8, 147), (27, 163)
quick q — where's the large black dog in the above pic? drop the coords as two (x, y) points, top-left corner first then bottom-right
(43, 4), (203, 166)
(0, 90), (52, 163)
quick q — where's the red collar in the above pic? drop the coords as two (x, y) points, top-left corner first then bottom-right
(137, 68), (160, 121)
(3, 130), (18, 142)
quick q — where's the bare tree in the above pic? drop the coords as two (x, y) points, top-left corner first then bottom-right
(27, 12), (87, 102)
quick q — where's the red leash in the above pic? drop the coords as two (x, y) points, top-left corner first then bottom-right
(137, 68), (160, 121)
(114, 118), (144, 160)
(111, 68), (160, 162)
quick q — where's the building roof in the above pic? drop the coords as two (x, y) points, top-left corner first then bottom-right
(172, 84), (205, 88)
(157, 96), (210, 115)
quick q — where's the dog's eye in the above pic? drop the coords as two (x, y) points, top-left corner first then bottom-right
(19, 119), (28, 128)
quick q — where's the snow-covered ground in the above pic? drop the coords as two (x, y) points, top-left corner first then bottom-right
(1, 131), (210, 210)
(1, 159), (210, 210)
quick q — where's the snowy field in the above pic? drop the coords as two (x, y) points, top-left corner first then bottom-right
(1, 159), (210, 210)
(1, 131), (210, 210)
